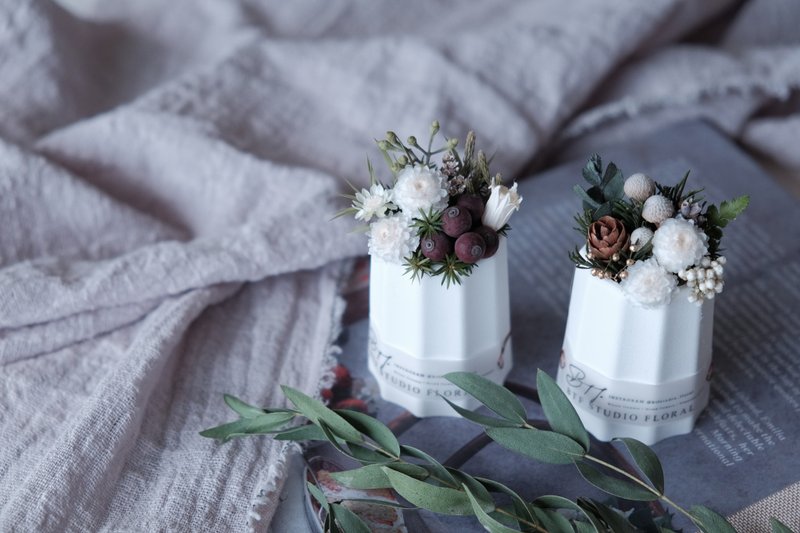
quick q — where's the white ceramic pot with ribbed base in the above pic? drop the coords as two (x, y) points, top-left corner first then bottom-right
(557, 266), (714, 445)
(368, 239), (512, 417)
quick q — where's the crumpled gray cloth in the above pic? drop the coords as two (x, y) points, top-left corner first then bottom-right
(1, 0), (798, 531)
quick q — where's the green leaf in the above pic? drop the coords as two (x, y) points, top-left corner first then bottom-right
(450, 470), (495, 514)
(574, 461), (658, 501)
(444, 372), (527, 423)
(273, 423), (327, 441)
(382, 467), (472, 515)
(199, 411), (295, 441)
(464, 485), (519, 533)
(574, 185), (601, 210)
(583, 154), (603, 186)
(223, 394), (269, 418)
(533, 495), (582, 512)
(337, 409), (400, 457)
(399, 445), (457, 486)
(689, 505), (737, 533)
(306, 481), (329, 512)
(479, 478), (535, 527)
(281, 385), (363, 443)
(441, 397), (521, 428)
(537, 370), (590, 451)
(486, 427), (586, 465)
(600, 162), (625, 201)
(717, 195), (750, 227)
(615, 438), (664, 494)
(531, 507), (574, 533)
(580, 499), (638, 533)
(770, 518), (794, 533)
(347, 442), (394, 464)
(573, 520), (598, 533)
(330, 463), (429, 490)
(330, 503), (371, 533)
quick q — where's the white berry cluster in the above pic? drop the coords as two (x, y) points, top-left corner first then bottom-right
(678, 255), (726, 304)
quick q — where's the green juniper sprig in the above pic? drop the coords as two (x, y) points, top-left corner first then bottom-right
(199, 371), (783, 533)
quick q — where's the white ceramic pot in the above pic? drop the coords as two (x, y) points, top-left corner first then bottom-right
(557, 266), (714, 445)
(368, 239), (512, 417)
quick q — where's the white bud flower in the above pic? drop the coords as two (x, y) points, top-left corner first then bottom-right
(705, 279), (716, 290)
(482, 182), (522, 231)
(717, 256), (727, 265)
(631, 227), (654, 247)
(713, 264), (724, 276)
(701, 256), (712, 267)
(642, 195), (675, 225)
(686, 270), (696, 281)
(624, 173), (656, 202)
(715, 281), (725, 293)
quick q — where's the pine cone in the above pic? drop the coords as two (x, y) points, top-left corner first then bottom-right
(588, 216), (630, 260)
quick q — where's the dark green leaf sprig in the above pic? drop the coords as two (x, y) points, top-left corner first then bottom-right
(199, 372), (790, 533)
(570, 154), (749, 284)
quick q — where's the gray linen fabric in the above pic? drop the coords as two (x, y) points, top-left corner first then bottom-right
(1, 0), (798, 531)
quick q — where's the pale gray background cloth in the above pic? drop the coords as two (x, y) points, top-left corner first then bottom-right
(1, 1), (798, 531)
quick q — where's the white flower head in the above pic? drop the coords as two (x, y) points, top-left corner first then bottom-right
(651, 217), (708, 273)
(367, 213), (419, 264)
(621, 258), (677, 309)
(392, 164), (448, 216)
(482, 182), (522, 231)
(353, 183), (393, 222)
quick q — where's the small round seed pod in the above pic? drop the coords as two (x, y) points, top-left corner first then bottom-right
(623, 173), (656, 202)
(642, 195), (675, 225)
(630, 227), (654, 247)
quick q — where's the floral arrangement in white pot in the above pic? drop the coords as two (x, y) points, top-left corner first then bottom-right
(560, 155), (749, 444)
(341, 121), (523, 287)
(569, 154), (749, 307)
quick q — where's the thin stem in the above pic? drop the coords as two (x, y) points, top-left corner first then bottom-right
(583, 454), (698, 525)
(494, 507), (548, 533)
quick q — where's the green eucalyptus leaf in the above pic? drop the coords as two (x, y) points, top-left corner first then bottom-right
(223, 394), (269, 418)
(615, 438), (664, 494)
(573, 520), (598, 533)
(532, 495), (582, 512)
(449, 470), (495, 514)
(199, 411), (295, 441)
(441, 397), (521, 428)
(331, 503), (371, 533)
(575, 498), (607, 533)
(689, 505), (737, 533)
(486, 427), (585, 465)
(770, 518), (794, 533)
(583, 155), (603, 186)
(400, 445), (457, 486)
(574, 185), (601, 210)
(382, 467), (473, 515)
(307, 481), (329, 512)
(574, 461), (658, 501)
(444, 372), (527, 423)
(479, 478), (536, 526)
(592, 202), (613, 221)
(281, 385), (362, 443)
(331, 462), (429, 489)
(537, 370), (590, 451)
(273, 423), (328, 442)
(337, 409), (400, 457)
(464, 486), (520, 533)
(347, 442), (393, 464)
(531, 507), (574, 533)
(601, 162), (625, 201)
(582, 499), (638, 533)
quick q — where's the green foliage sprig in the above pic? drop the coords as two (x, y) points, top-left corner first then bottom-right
(201, 372), (790, 533)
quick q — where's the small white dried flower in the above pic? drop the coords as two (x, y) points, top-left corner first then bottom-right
(630, 227), (654, 247)
(353, 183), (393, 222)
(642, 195), (675, 225)
(368, 213), (419, 264)
(623, 173), (656, 202)
(621, 258), (677, 308)
(392, 164), (448, 216)
(651, 218), (708, 273)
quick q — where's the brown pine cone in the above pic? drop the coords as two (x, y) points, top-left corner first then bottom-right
(588, 216), (629, 260)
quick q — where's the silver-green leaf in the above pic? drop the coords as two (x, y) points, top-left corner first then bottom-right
(689, 505), (737, 533)
(537, 370), (590, 451)
(464, 485), (520, 533)
(615, 437), (664, 494)
(330, 503), (371, 533)
(486, 427), (586, 465)
(281, 385), (363, 443)
(382, 467), (473, 516)
(444, 372), (527, 423)
(574, 461), (658, 501)
(337, 409), (400, 457)
(199, 411), (295, 441)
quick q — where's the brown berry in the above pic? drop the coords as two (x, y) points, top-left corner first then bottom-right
(442, 206), (472, 237)
(474, 226), (499, 258)
(421, 231), (454, 262)
(454, 232), (485, 263)
(456, 194), (485, 226)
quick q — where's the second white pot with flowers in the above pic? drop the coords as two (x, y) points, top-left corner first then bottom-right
(558, 156), (748, 445)
(346, 124), (522, 417)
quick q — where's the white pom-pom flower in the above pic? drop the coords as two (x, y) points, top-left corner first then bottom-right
(621, 258), (677, 308)
(353, 183), (393, 222)
(368, 213), (419, 264)
(651, 218), (708, 273)
(642, 195), (675, 225)
(482, 182), (523, 230)
(392, 164), (448, 216)
(630, 227), (654, 247)
(624, 173), (655, 202)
